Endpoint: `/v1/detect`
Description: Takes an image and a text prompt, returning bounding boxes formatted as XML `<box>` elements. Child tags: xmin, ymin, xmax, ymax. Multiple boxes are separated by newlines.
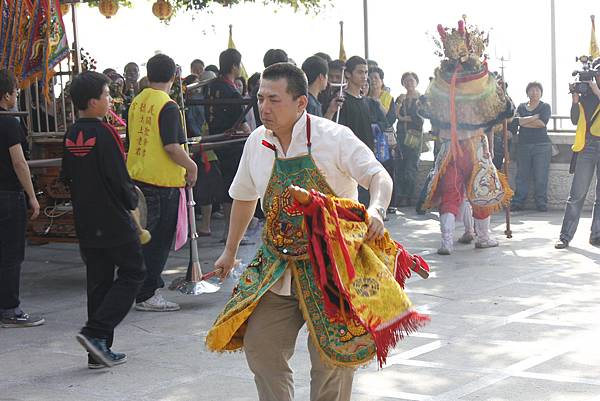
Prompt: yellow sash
<box><xmin>572</xmin><ymin>103</ymin><xmax>600</xmax><ymax>153</ymax></box>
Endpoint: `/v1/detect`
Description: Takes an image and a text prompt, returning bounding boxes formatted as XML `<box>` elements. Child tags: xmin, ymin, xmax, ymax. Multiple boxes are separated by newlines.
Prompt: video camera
<box><xmin>570</xmin><ymin>55</ymin><xmax>599</xmax><ymax>96</ymax></box>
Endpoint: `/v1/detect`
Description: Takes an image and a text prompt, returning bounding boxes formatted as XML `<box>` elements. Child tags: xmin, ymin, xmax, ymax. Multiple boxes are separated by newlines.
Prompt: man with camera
<box><xmin>555</xmin><ymin>58</ymin><xmax>600</xmax><ymax>249</ymax></box>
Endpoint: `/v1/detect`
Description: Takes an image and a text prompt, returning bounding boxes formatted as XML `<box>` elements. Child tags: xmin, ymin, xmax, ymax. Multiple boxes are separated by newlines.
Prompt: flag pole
<box><xmin>339</xmin><ymin>21</ymin><xmax>347</xmax><ymax>61</ymax></box>
<box><xmin>550</xmin><ymin>0</ymin><xmax>557</xmax><ymax>113</ymax></box>
<box><xmin>363</xmin><ymin>0</ymin><xmax>369</xmax><ymax>60</ymax></box>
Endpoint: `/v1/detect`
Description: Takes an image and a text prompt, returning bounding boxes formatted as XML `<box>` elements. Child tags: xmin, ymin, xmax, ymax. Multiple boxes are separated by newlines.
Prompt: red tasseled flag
<box><xmin>458</xmin><ymin>19</ymin><xmax>465</xmax><ymax>34</ymax></box>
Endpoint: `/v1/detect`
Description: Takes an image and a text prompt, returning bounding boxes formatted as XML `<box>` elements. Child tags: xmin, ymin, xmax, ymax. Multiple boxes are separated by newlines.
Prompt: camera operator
<box><xmin>555</xmin><ymin>59</ymin><xmax>600</xmax><ymax>249</ymax></box>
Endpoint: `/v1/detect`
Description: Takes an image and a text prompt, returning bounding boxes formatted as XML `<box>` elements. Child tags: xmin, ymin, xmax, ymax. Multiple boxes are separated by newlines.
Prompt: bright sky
<box><xmin>70</xmin><ymin>0</ymin><xmax>599</xmax><ymax>116</ymax></box>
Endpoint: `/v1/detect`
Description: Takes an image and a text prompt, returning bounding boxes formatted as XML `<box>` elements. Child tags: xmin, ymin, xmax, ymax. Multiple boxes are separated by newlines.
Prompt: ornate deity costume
<box><xmin>206</xmin><ymin>113</ymin><xmax>429</xmax><ymax>400</ymax></box>
<box><xmin>418</xmin><ymin>17</ymin><xmax>514</xmax><ymax>254</ymax></box>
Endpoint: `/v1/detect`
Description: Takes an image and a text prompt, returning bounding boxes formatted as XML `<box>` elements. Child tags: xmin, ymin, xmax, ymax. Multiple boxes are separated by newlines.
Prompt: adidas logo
<box><xmin>66</xmin><ymin>131</ymin><xmax>96</xmax><ymax>157</ymax></box>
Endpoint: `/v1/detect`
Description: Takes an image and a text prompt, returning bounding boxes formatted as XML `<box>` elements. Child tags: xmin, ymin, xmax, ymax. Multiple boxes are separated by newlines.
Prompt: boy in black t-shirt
<box><xmin>62</xmin><ymin>71</ymin><xmax>145</xmax><ymax>369</ymax></box>
<box><xmin>0</xmin><ymin>69</ymin><xmax>44</xmax><ymax>328</ymax></box>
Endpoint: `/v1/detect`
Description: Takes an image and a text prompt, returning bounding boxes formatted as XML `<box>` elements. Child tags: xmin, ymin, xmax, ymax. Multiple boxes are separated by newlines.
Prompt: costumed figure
<box><xmin>418</xmin><ymin>16</ymin><xmax>514</xmax><ymax>255</ymax></box>
<box><xmin>206</xmin><ymin>63</ymin><xmax>429</xmax><ymax>401</ymax></box>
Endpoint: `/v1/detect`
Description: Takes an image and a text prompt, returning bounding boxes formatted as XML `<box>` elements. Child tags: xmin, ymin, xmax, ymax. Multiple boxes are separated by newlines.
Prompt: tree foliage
<box><xmin>85</xmin><ymin>0</ymin><xmax>330</xmax><ymax>17</ymax></box>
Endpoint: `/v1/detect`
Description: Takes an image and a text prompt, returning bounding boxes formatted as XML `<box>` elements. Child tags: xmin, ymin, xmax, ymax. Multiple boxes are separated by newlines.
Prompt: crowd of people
<box><xmin>1</xmin><ymin>35</ymin><xmax>600</xmax><ymax>401</ymax></box>
<box><xmin>96</xmin><ymin>49</ymin><xmax>438</xmax><ymax>220</ymax></box>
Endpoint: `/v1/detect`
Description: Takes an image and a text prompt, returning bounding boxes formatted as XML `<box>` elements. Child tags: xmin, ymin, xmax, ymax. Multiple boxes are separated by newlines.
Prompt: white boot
<box><xmin>458</xmin><ymin>201</ymin><xmax>475</xmax><ymax>244</ymax></box>
<box><xmin>437</xmin><ymin>213</ymin><xmax>455</xmax><ymax>255</ymax></box>
<box><xmin>474</xmin><ymin>217</ymin><xmax>499</xmax><ymax>249</ymax></box>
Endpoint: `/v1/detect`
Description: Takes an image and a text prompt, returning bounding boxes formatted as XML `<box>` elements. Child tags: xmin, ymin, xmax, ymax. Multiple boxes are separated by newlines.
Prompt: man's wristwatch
<box><xmin>374</xmin><ymin>206</ymin><xmax>386</xmax><ymax>221</ymax></box>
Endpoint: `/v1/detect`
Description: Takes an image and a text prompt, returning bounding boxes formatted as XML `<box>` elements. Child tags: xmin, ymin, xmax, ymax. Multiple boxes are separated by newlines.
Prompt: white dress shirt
<box><xmin>229</xmin><ymin>112</ymin><xmax>387</xmax><ymax>295</ymax></box>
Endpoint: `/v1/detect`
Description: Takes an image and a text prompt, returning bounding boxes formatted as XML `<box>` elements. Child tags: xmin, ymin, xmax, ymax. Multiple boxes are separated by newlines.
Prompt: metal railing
<box><xmin>24</xmin><ymin>60</ymin><xmax>75</xmax><ymax>142</ymax></box>
<box><xmin>548</xmin><ymin>115</ymin><xmax>576</xmax><ymax>133</ymax></box>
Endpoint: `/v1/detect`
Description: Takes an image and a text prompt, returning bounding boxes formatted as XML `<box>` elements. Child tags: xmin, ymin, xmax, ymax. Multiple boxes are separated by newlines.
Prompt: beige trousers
<box><xmin>244</xmin><ymin>290</ymin><xmax>355</xmax><ymax>401</ymax></box>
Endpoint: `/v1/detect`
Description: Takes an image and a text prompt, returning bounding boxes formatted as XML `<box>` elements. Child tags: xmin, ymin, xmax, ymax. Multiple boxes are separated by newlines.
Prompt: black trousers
<box><xmin>135</xmin><ymin>183</ymin><xmax>179</xmax><ymax>303</ymax></box>
<box><xmin>0</xmin><ymin>190</ymin><xmax>26</xmax><ymax>315</ymax></box>
<box><xmin>80</xmin><ymin>240</ymin><xmax>145</xmax><ymax>347</ymax></box>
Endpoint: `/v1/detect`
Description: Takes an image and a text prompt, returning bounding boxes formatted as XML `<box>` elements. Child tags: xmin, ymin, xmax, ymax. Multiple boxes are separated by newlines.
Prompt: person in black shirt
<box><xmin>0</xmin><ymin>69</ymin><xmax>44</xmax><ymax>328</ymax></box>
<box><xmin>337</xmin><ymin>56</ymin><xmax>373</xmax><ymax>205</ymax></box>
<box><xmin>63</xmin><ymin>71</ymin><xmax>145</xmax><ymax>368</ymax></box>
<box><xmin>205</xmin><ymin>48</ymin><xmax>251</xmax><ymax>243</ymax></box>
<box><xmin>338</xmin><ymin>56</ymin><xmax>373</xmax><ymax>150</ymax></box>
<box><xmin>510</xmin><ymin>82</ymin><xmax>552</xmax><ymax>212</ymax></box>
<box><xmin>127</xmin><ymin>55</ymin><xmax>197</xmax><ymax>313</ymax></box>
<box><xmin>395</xmin><ymin>72</ymin><xmax>424</xmax><ymax>207</ymax></box>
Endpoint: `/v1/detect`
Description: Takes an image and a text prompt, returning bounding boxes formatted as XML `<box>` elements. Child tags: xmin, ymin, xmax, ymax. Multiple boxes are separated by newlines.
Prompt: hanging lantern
<box><xmin>152</xmin><ymin>0</ymin><xmax>173</xmax><ymax>20</ymax></box>
<box><xmin>98</xmin><ymin>0</ymin><xmax>118</xmax><ymax>19</ymax></box>
<box><xmin>60</xmin><ymin>3</ymin><xmax>70</xmax><ymax>15</ymax></box>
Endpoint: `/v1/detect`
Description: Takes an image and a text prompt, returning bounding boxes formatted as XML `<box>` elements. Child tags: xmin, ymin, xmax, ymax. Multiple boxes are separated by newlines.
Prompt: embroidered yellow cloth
<box><xmin>297</xmin><ymin>190</ymin><xmax>430</xmax><ymax>367</ymax></box>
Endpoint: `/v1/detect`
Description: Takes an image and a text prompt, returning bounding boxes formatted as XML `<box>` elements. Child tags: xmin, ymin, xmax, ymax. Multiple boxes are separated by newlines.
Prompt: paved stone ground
<box><xmin>1</xmin><ymin>208</ymin><xmax>600</xmax><ymax>401</ymax></box>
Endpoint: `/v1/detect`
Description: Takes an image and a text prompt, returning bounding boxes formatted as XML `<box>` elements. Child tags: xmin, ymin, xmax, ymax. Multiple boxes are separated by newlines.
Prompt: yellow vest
<box><xmin>572</xmin><ymin>103</ymin><xmax>600</xmax><ymax>152</ymax></box>
<box><xmin>127</xmin><ymin>88</ymin><xmax>186</xmax><ymax>187</ymax></box>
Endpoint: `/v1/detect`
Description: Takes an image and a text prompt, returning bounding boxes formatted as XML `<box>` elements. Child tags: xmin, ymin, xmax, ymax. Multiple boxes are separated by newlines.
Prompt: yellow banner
<box><xmin>228</xmin><ymin>24</ymin><xmax>249</xmax><ymax>80</ymax></box>
<box><xmin>591</xmin><ymin>15</ymin><xmax>599</xmax><ymax>59</ymax></box>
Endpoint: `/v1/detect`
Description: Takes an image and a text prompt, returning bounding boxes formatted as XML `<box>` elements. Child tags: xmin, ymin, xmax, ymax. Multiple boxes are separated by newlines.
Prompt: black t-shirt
<box><xmin>0</xmin><ymin>109</ymin><xmax>27</xmax><ymax>191</ymax></box>
<box><xmin>516</xmin><ymin>102</ymin><xmax>551</xmax><ymax>144</ymax></box>
<box><xmin>159</xmin><ymin>102</ymin><xmax>186</xmax><ymax>146</ymax></box>
<box><xmin>338</xmin><ymin>93</ymin><xmax>374</xmax><ymax>150</ymax></box>
<box><xmin>205</xmin><ymin>77</ymin><xmax>246</xmax><ymax>160</ymax></box>
<box><xmin>205</xmin><ymin>77</ymin><xmax>246</xmax><ymax>136</ymax></box>
<box><xmin>62</xmin><ymin>118</ymin><xmax>138</xmax><ymax>248</ymax></box>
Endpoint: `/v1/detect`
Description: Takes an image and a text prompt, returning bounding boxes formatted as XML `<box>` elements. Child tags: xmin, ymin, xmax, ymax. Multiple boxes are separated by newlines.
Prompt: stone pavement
<box><xmin>1</xmin><ymin>208</ymin><xmax>600</xmax><ymax>401</ymax></box>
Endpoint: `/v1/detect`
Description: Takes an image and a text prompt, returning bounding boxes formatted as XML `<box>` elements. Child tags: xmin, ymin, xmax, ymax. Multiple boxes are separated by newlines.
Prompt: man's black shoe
<box><xmin>88</xmin><ymin>351</ymin><xmax>127</xmax><ymax>369</ymax></box>
<box><xmin>590</xmin><ymin>237</ymin><xmax>600</xmax><ymax>247</ymax></box>
<box><xmin>1</xmin><ymin>312</ymin><xmax>45</xmax><ymax>328</ymax></box>
<box><xmin>76</xmin><ymin>334</ymin><xmax>114</xmax><ymax>368</ymax></box>
<box><xmin>536</xmin><ymin>206</ymin><xmax>548</xmax><ymax>212</ymax></box>
<box><xmin>554</xmin><ymin>239</ymin><xmax>569</xmax><ymax>249</ymax></box>
<box><xmin>510</xmin><ymin>204</ymin><xmax>524</xmax><ymax>212</ymax></box>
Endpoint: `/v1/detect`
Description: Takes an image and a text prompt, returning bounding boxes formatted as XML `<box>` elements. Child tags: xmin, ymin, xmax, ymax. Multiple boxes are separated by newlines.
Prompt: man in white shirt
<box><xmin>206</xmin><ymin>62</ymin><xmax>392</xmax><ymax>401</ymax></box>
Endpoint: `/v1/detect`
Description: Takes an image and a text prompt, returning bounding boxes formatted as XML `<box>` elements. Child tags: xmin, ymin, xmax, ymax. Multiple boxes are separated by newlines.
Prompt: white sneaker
<box><xmin>475</xmin><ymin>238</ymin><xmax>499</xmax><ymax>249</ymax></box>
<box><xmin>135</xmin><ymin>290</ymin><xmax>180</xmax><ymax>312</ymax></box>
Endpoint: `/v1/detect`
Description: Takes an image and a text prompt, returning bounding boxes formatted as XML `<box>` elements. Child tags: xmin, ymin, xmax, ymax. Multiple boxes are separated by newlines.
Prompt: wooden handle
<box><xmin>131</xmin><ymin>209</ymin><xmax>151</xmax><ymax>245</ymax></box>
<box><xmin>201</xmin><ymin>269</ymin><xmax>221</xmax><ymax>281</ymax></box>
<box><xmin>288</xmin><ymin>185</ymin><xmax>312</xmax><ymax>205</ymax></box>
<box><xmin>414</xmin><ymin>266</ymin><xmax>429</xmax><ymax>279</ymax></box>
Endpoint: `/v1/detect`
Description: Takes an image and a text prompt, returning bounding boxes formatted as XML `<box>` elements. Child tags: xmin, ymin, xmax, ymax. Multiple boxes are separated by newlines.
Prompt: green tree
<box><xmin>86</xmin><ymin>0</ymin><xmax>330</xmax><ymax>19</ymax></box>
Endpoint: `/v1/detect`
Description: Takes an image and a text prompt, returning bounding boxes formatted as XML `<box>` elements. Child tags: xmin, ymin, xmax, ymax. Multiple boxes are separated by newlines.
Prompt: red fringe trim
<box><xmin>393</xmin><ymin>241</ymin><xmax>430</xmax><ymax>288</ymax></box>
<box><xmin>373</xmin><ymin>311</ymin><xmax>431</xmax><ymax>368</ymax></box>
